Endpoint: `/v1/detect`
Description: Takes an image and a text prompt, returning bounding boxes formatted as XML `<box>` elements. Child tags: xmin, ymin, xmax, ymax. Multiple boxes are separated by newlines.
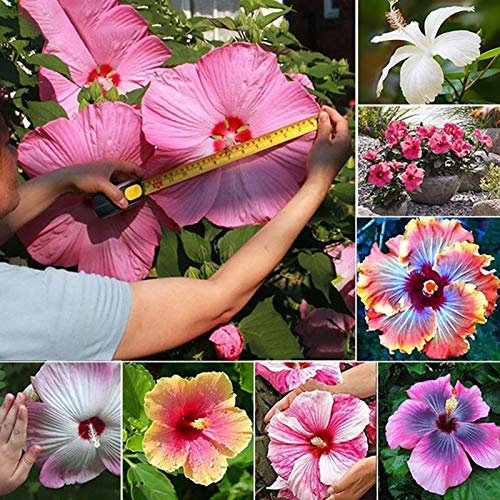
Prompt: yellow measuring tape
<box><xmin>93</xmin><ymin>114</ymin><xmax>319</xmax><ymax>218</ymax></box>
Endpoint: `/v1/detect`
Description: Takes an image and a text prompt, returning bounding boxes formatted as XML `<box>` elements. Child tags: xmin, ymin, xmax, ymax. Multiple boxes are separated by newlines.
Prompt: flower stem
<box><xmin>444</xmin><ymin>77</ymin><xmax>460</xmax><ymax>103</ymax></box>
<box><xmin>464</xmin><ymin>55</ymin><xmax>499</xmax><ymax>93</ymax></box>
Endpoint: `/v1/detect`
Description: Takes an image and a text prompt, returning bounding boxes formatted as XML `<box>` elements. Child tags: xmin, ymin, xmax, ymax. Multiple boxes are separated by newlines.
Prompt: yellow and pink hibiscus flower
<box><xmin>25</xmin><ymin>362</ymin><xmax>121</xmax><ymax>488</ymax></box>
<box><xmin>143</xmin><ymin>372</ymin><xmax>252</xmax><ymax>486</ymax></box>
<box><xmin>267</xmin><ymin>390</ymin><xmax>370</xmax><ymax>500</ymax></box>
<box><xmin>17</xmin><ymin>101</ymin><xmax>176</xmax><ymax>281</ymax></box>
<box><xmin>358</xmin><ymin>218</ymin><xmax>499</xmax><ymax>359</ymax></box>
<box><xmin>386</xmin><ymin>374</ymin><xmax>500</xmax><ymax>495</ymax></box>
<box><xmin>20</xmin><ymin>0</ymin><xmax>171</xmax><ymax>116</ymax></box>
<box><xmin>141</xmin><ymin>42</ymin><xmax>320</xmax><ymax>228</ymax></box>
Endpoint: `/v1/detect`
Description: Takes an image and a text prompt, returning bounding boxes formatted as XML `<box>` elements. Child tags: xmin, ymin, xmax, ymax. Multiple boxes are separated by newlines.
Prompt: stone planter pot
<box><xmin>486</xmin><ymin>128</ymin><xmax>500</xmax><ymax>155</ymax></box>
<box><xmin>408</xmin><ymin>175</ymin><xmax>460</xmax><ymax>205</ymax></box>
<box><xmin>372</xmin><ymin>199</ymin><xmax>408</xmax><ymax>216</ymax></box>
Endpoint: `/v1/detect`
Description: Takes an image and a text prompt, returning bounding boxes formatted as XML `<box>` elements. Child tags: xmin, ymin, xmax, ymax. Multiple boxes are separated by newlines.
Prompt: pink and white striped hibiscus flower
<box><xmin>20</xmin><ymin>0</ymin><xmax>171</xmax><ymax>116</ymax></box>
<box><xmin>141</xmin><ymin>42</ymin><xmax>320</xmax><ymax>228</ymax></box>
<box><xmin>256</xmin><ymin>362</ymin><xmax>343</xmax><ymax>394</ymax></box>
<box><xmin>267</xmin><ymin>390</ymin><xmax>370</xmax><ymax>500</ymax></box>
<box><xmin>25</xmin><ymin>362</ymin><xmax>121</xmax><ymax>488</ymax></box>
<box><xmin>18</xmin><ymin>101</ymin><xmax>175</xmax><ymax>281</ymax></box>
<box><xmin>386</xmin><ymin>374</ymin><xmax>500</xmax><ymax>495</ymax></box>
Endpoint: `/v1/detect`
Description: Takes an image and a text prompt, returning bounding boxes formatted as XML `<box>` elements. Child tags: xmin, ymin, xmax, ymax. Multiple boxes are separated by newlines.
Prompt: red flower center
<box><xmin>78</xmin><ymin>416</ymin><xmax>106</xmax><ymax>446</ymax></box>
<box><xmin>435</xmin><ymin>412</ymin><xmax>458</xmax><ymax>434</ymax></box>
<box><xmin>284</xmin><ymin>362</ymin><xmax>313</xmax><ymax>369</ymax></box>
<box><xmin>210</xmin><ymin>116</ymin><xmax>252</xmax><ymax>152</ymax></box>
<box><xmin>177</xmin><ymin>415</ymin><xmax>211</xmax><ymax>437</ymax></box>
<box><xmin>309</xmin><ymin>430</ymin><xmax>333</xmax><ymax>456</ymax></box>
<box><xmin>87</xmin><ymin>64</ymin><xmax>121</xmax><ymax>91</ymax></box>
<box><xmin>405</xmin><ymin>265</ymin><xmax>449</xmax><ymax>311</ymax></box>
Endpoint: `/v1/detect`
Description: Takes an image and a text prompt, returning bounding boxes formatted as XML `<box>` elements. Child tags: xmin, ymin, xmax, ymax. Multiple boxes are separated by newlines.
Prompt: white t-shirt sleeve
<box><xmin>0</xmin><ymin>263</ymin><xmax>131</xmax><ymax>361</ymax></box>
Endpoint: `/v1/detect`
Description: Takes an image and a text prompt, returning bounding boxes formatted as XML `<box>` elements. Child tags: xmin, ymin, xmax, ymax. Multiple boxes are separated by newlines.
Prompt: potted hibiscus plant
<box><xmin>363</xmin><ymin>120</ymin><xmax>492</xmax><ymax>208</ymax></box>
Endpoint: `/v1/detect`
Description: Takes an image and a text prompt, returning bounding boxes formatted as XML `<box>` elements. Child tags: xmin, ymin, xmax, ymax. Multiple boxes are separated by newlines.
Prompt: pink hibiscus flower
<box><xmin>443</xmin><ymin>123</ymin><xmax>465</xmax><ymax>141</ymax></box>
<box><xmin>256</xmin><ymin>362</ymin><xmax>342</xmax><ymax>393</ymax></box>
<box><xmin>366</xmin><ymin>400</ymin><xmax>376</xmax><ymax>446</ymax></box>
<box><xmin>143</xmin><ymin>372</ymin><xmax>252</xmax><ymax>485</ymax></box>
<box><xmin>358</xmin><ymin>218</ymin><xmax>499</xmax><ymax>359</ymax></box>
<box><xmin>386</xmin><ymin>375</ymin><xmax>500</xmax><ymax>495</ymax></box>
<box><xmin>401</xmin><ymin>135</ymin><xmax>422</xmax><ymax>160</ymax></box>
<box><xmin>452</xmin><ymin>139</ymin><xmax>473</xmax><ymax>158</ymax></box>
<box><xmin>25</xmin><ymin>362</ymin><xmax>121</xmax><ymax>488</ymax></box>
<box><xmin>384</xmin><ymin>120</ymin><xmax>408</xmax><ymax>146</ymax></box>
<box><xmin>362</xmin><ymin>146</ymin><xmax>383</xmax><ymax>162</ymax></box>
<box><xmin>368</xmin><ymin>162</ymin><xmax>393</xmax><ymax>187</ymax></box>
<box><xmin>209</xmin><ymin>324</ymin><xmax>245</xmax><ymax>360</ymax></box>
<box><xmin>17</xmin><ymin>101</ymin><xmax>176</xmax><ymax>281</ymax></box>
<box><xmin>416</xmin><ymin>125</ymin><xmax>436</xmax><ymax>139</ymax></box>
<box><xmin>141</xmin><ymin>42</ymin><xmax>320</xmax><ymax>228</ymax></box>
<box><xmin>267</xmin><ymin>390</ymin><xmax>370</xmax><ymax>500</ymax></box>
<box><xmin>401</xmin><ymin>163</ymin><xmax>425</xmax><ymax>191</ymax></box>
<box><xmin>429</xmin><ymin>131</ymin><xmax>452</xmax><ymax>154</ymax></box>
<box><xmin>474</xmin><ymin>129</ymin><xmax>493</xmax><ymax>148</ymax></box>
<box><xmin>20</xmin><ymin>0</ymin><xmax>171</xmax><ymax>116</ymax></box>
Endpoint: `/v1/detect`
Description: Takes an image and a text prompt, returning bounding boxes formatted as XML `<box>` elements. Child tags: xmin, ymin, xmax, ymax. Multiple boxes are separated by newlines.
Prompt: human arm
<box><xmin>115</xmin><ymin>106</ymin><xmax>352</xmax><ymax>359</ymax></box>
<box><xmin>324</xmin><ymin>456</ymin><xmax>376</xmax><ymax>500</ymax></box>
<box><xmin>0</xmin><ymin>160</ymin><xmax>144</xmax><ymax>245</ymax></box>
<box><xmin>264</xmin><ymin>363</ymin><xmax>377</xmax><ymax>422</ymax></box>
<box><xmin>0</xmin><ymin>393</ymin><xmax>41</xmax><ymax>495</ymax></box>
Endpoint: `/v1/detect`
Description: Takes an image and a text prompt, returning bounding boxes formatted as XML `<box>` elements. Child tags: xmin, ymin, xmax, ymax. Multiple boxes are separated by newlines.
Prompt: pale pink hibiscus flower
<box><xmin>25</xmin><ymin>362</ymin><xmax>121</xmax><ymax>488</ymax></box>
<box><xmin>256</xmin><ymin>362</ymin><xmax>342</xmax><ymax>393</ymax></box>
<box><xmin>20</xmin><ymin>0</ymin><xmax>171</xmax><ymax>116</ymax></box>
<box><xmin>386</xmin><ymin>374</ymin><xmax>500</xmax><ymax>495</ymax></box>
<box><xmin>17</xmin><ymin>101</ymin><xmax>176</xmax><ymax>281</ymax></box>
<box><xmin>368</xmin><ymin>162</ymin><xmax>393</xmax><ymax>187</ymax></box>
<box><xmin>143</xmin><ymin>372</ymin><xmax>252</xmax><ymax>485</ymax></box>
<box><xmin>401</xmin><ymin>163</ymin><xmax>425</xmax><ymax>191</ymax></box>
<box><xmin>401</xmin><ymin>135</ymin><xmax>422</xmax><ymax>160</ymax></box>
<box><xmin>474</xmin><ymin>129</ymin><xmax>493</xmax><ymax>148</ymax></box>
<box><xmin>267</xmin><ymin>390</ymin><xmax>370</xmax><ymax>500</ymax></box>
<box><xmin>141</xmin><ymin>42</ymin><xmax>320</xmax><ymax>228</ymax></box>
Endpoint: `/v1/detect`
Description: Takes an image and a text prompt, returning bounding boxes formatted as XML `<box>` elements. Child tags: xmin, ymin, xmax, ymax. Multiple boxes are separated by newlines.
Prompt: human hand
<box><xmin>52</xmin><ymin>159</ymin><xmax>145</xmax><ymax>208</ymax></box>
<box><xmin>306</xmin><ymin>106</ymin><xmax>352</xmax><ymax>188</ymax></box>
<box><xmin>323</xmin><ymin>456</ymin><xmax>376</xmax><ymax>500</ymax></box>
<box><xmin>0</xmin><ymin>393</ymin><xmax>41</xmax><ymax>495</ymax></box>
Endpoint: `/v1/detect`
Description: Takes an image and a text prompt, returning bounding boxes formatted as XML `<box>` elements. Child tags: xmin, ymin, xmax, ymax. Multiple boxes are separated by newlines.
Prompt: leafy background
<box><xmin>0</xmin><ymin>363</ymin><xmax>120</xmax><ymax>499</ymax></box>
<box><xmin>122</xmin><ymin>362</ymin><xmax>254</xmax><ymax>500</ymax></box>
<box><xmin>378</xmin><ymin>362</ymin><xmax>500</xmax><ymax>499</ymax></box>
<box><xmin>359</xmin><ymin>0</ymin><xmax>500</xmax><ymax>103</ymax></box>
<box><xmin>0</xmin><ymin>0</ymin><xmax>355</xmax><ymax>361</ymax></box>
<box><xmin>357</xmin><ymin>217</ymin><xmax>500</xmax><ymax>361</ymax></box>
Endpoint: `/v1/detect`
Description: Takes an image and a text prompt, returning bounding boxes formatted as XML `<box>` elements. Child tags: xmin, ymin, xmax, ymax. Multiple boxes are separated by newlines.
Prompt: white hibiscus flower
<box><xmin>372</xmin><ymin>4</ymin><xmax>481</xmax><ymax>104</ymax></box>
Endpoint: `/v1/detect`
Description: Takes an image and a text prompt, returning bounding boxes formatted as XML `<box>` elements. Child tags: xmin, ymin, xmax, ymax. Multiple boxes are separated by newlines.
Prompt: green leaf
<box><xmin>157</xmin><ymin>230</ymin><xmax>181</xmax><ymax>278</ymax></box>
<box><xmin>227</xmin><ymin>441</ymin><xmax>253</xmax><ymax>468</ymax></box>
<box><xmin>25</xmin><ymin>53</ymin><xmax>74</xmax><ymax>82</ymax></box>
<box><xmin>123</xmin><ymin>363</ymin><xmax>155</xmax><ymax>426</ymax></box>
<box><xmin>126</xmin><ymin>85</ymin><xmax>149</xmax><ymax>106</ymax></box>
<box><xmin>235</xmin><ymin>363</ymin><xmax>254</xmax><ymax>393</ymax></box>
<box><xmin>239</xmin><ymin>298</ymin><xmax>303</xmax><ymax>359</ymax></box>
<box><xmin>164</xmin><ymin>42</ymin><xmax>210</xmax><ymax>67</ymax></box>
<box><xmin>180</xmin><ymin>229</ymin><xmax>211</xmax><ymax>263</ymax></box>
<box><xmin>26</xmin><ymin>101</ymin><xmax>68</xmax><ymax>128</ymax></box>
<box><xmin>126</xmin><ymin>434</ymin><xmax>144</xmax><ymax>452</ymax></box>
<box><xmin>331</xmin><ymin>182</ymin><xmax>355</xmax><ymax>204</ymax></box>
<box><xmin>297</xmin><ymin>251</ymin><xmax>334</xmax><ymax>301</ymax></box>
<box><xmin>216</xmin><ymin>225</ymin><xmax>261</xmax><ymax>262</ymax></box>
<box><xmin>444</xmin><ymin>468</ymin><xmax>500</xmax><ymax>500</ymax></box>
<box><xmin>127</xmin><ymin>463</ymin><xmax>177</xmax><ymax>500</ymax></box>
<box><xmin>476</xmin><ymin>47</ymin><xmax>500</xmax><ymax>62</ymax></box>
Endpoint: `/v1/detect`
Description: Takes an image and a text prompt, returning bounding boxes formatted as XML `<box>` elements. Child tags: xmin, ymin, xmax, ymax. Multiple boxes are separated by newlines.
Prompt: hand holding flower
<box><xmin>324</xmin><ymin>456</ymin><xmax>376</xmax><ymax>500</ymax></box>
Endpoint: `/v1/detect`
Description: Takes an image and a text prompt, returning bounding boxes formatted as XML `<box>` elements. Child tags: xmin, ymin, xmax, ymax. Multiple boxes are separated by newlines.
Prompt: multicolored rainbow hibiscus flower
<box><xmin>143</xmin><ymin>372</ymin><xmax>252</xmax><ymax>486</ymax></box>
<box><xmin>141</xmin><ymin>42</ymin><xmax>320</xmax><ymax>228</ymax></box>
<box><xmin>358</xmin><ymin>218</ymin><xmax>499</xmax><ymax>359</ymax></box>
<box><xmin>17</xmin><ymin>101</ymin><xmax>176</xmax><ymax>281</ymax></box>
<box><xmin>25</xmin><ymin>362</ymin><xmax>121</xmax><ymax>488</ymax></box>
<box><xmin>20</xmin><ymin>0</ymin><xmax>171</xmax><ymax>116</ymax></box>
<box><xmin>386</xmin><ymin>374</ymin><xmax>500</xmax><ymax>495</ymax></box>
<box><xmin>256</xmin><ymin>362</ymin><xmax>343</xmax><ymax>394</ymax></box>
<box><xmin>267</xmin><ymin>390</ymin><xmax>370</xmax><ymax>500</ymax></box>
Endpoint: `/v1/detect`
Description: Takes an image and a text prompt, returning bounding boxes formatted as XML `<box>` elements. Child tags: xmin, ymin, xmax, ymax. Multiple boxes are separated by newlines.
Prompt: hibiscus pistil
<box><xmin>210</xmin><ymin>116</ymin><xmax>252</xmax><ymax>152</ymax></box>
<box><xmin>87</xmin><ymin>64</ymin><xmax>120</xmax><ymax>92</ymax></box>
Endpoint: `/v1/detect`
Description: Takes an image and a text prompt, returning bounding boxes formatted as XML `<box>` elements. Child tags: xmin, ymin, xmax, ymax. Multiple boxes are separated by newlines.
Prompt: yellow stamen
<box><xmin>88</xmin><ymin>423</ymin><xmax>101</xmax><ymax>449</ymax></box>
<box><xmin>310</xmin><ymin>436</ymin><xmax>327</xmax><ymax>448</ymax></box>
<box><xmin>190</xmin><ymin>418</ymin><xmax>211</xmax><ymax>430</ymax></box>
<box><xmin>445</xmin><ymin>388</ymin><xmax>458</xmax><ymax>414</ymax></box>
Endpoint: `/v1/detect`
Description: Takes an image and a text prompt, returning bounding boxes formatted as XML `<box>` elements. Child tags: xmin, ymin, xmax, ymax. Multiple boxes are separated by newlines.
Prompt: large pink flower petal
<box><xmin>386</xmin><ymin>399</ymin><xmax>437</xmax><ymax>449</ymax></box>
<box><xmin>366</xmin><ymin>306</ymin><xmax>437</xmax><ymax>355</ymax></box>
<box><xmin>39</xmin><ymin>69</ymin><xmax>83</xmax><ymax>117</ymax></box>
<box><xmin>358</xmin><ymin>243</ymin><xmax>411</xmax><ymax>316</ymax></box>
<box><xmin>319</xmin><ymin>434</ymin><xmax>368</xmax><ymax>485</ymax></box>
<box><xmin>455</xmin><ymin>422</ymin><xmax>500</xmax><ymax>468</ymax></box>
<box><xmin>284</xmin><ymin>391</ymin><xmax>334</xmax><ymax>435</ymax></box>
<box><xmin>407</xmin><ymin>375</ymin><xmax>452</xmax><ymax>414</ymax></box>
<box><xmin>407</xmin><ymin>430</ymin><xmax>472</xmax><ymax>495</ymax></box>
<box><xmin>287</xmin><ymin>453</ymin><xmax>325</xmax><ymax>500</ymax></box>
<box><xmin>399</xmin><ymin>218</ymin><xmax>474</xmax><ymax>269</ymax></box>
<box><xmin>327</xmin><ymin>394</ymin><xmax>370</xmax><ymax>443</ymax></box>
<box><xmin>423</xmin><ymin>282</ymin><xmax>487</xmax><ymax>359</ymax></box>
<box><xmin>453</xmin><ymin>380</ymin><xmax>490</xmax><ymax>422</ymax></box>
